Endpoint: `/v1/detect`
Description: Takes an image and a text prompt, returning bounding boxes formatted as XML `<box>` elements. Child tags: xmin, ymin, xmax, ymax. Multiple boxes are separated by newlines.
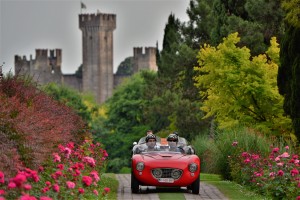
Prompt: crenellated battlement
<box><xmin>79</xmin><ymin>13</ymin><xmax>116</xmax><ymax>30</ymax></box>
<box><xmin>134</xmin><ymin>47</ymin><xmax>156</xmax><ymax>57</ymax></box>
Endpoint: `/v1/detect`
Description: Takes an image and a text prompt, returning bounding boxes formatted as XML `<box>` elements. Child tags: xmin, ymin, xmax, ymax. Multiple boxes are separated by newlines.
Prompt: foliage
<box><xmin>42</xmin><ymin>83</ymin><xmax>92</xmax><ymax>124</ymax></box>
<box><xmin>278</xmin><ymin>3</ymin><xmax>300</xmax><ymax>143</ymax></box>
<box><xmin>0</xmin><ymin>141</ymin><xmax>111</xmax><ymax>199</ymax></box>
<box><xmin>281</xmin><ymin>0</ymin><xmax>300</xmax><ymax>28</ymax></box>
<box><xmin>0</xmin><ymin>75</ymin><xmax>87</xmax><ymax>177</ymax></box>
<box><xmin>115</xmin><ymin>57</ymin><xmax>133</xmax><ymax>75</ymax></box>
<box><xmin>194</xmin><ymin>32</ymin><xmax>292</xmax><ymax>136</ymax></box>
<box><xmin>193</xmin><ymin>126</ymin><xmax>274</xmax><ymax>180</ymax></box>
<box><xmin>229</xmin><ymin>144</ymin><xmax>300</xmax><ymax>199</ymax></box>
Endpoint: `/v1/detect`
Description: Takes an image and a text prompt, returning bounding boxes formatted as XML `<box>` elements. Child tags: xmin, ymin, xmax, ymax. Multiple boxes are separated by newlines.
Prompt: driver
<box><xmin>145</xmin><ymin>134</ymin><xmax>159</xmax><ymax>151</ymax></box>
<box><xmin>167</xmin><ymin>133</ymin><xmax>184</xmax><ymax>153</ymax></box>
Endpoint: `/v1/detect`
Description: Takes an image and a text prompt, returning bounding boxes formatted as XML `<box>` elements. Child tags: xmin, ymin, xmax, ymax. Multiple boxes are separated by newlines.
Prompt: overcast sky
<box><xmin>0</xmin><ymin>0</ymin><xmax>190</xmax><ymax>74</ymax></box>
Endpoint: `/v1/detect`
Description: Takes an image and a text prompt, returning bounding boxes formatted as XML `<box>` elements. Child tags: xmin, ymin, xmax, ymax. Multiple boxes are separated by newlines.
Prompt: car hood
<box><xmin>140</xmin><ymin>152</ymin><xmax>186</xmax><ymax>161</ymax></box>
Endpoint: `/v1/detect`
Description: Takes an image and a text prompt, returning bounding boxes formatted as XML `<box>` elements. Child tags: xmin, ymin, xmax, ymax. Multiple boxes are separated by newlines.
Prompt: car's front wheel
<box><xmin>191</xmin><ymin>175</ymin><xmax>200</xmax><ymax>194</ymax></box>
<box><xmin>131</xmin><ymin>171</ymin><xmax>140</xmax><ymax>193</ymax></box>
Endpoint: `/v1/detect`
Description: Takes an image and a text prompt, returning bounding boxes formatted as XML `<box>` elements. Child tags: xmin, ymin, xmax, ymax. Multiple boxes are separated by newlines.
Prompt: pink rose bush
<box><xmin>0</xmin><ymin>140</ymin><xmax>110</xmax><ymax>199</ymax></box>
<box><xmin>229</xmin><ymin>142</ymin><xmax>300</xmax><ymax>199</ymax></box>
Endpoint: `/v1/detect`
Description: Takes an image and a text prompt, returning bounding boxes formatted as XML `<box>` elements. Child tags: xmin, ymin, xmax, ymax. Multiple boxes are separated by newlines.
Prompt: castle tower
<box><xmin>133</xmin><ymin>47</ymin><xmax>157</xmax><ymax>73</ymax></box>
<box><xmin>79</xmin><ymin>13</ymin><xmax>116</xmax><ymax>103</ymax></box>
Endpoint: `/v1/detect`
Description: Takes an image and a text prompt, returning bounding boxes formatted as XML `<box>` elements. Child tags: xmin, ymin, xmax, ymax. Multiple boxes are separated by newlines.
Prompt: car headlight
<box><xmin>152</xmin><ymin>169</ymin><xmax>162</xmax><ymax>178</ymax></box>
<box><xmin>136</xmin><ymin>162</ymin><xmax>144</xmax><ymax>171</ymax></box>
<box><xmin>171</xmin><ymin>169</ymin><xmax>182</xmax><ymax>179</ymax></box>
<box><xmin>188</xmin><ymin>163</ymin><xmax>198</xmax><ymax>173</ymax></box>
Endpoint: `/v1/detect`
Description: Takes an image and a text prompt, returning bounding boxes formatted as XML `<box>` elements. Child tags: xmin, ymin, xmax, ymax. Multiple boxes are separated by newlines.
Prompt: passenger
<box><xmin>167</xmin><ymin>133</ymin><xmax>184</xmax><ymax>153</ymax></box>
<box><xmin>145</xmin><ymin>134</ymin><xmax>158</xmax><ymax>151</ymax></box>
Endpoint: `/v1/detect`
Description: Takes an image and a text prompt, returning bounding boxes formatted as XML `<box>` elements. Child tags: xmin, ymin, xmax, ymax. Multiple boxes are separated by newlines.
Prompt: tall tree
<box><xmin>194</xmin><ymin>33</ymin><xmax>292</xmax><ymax>135</ymax></box>
<box><xmin>278</xmin><ymin>0</ymin><xmax>300</xmax><ymax>142</ymax></box>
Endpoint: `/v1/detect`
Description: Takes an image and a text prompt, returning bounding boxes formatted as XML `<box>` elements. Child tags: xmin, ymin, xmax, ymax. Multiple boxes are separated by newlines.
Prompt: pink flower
<box><xmin>241</xmin><ymin>152</ymin><xmax>249</xmax><ymax>158</ymax></box>
<box><xmin>12</xmin><ymin>173</ymin><xmax>27</xmax><ymax>187</ymax></box>
<box><xmin>40</xmin><ymin>197</ymin><xmax>53</xmax><ymax>200</ymax></box>
<box><xmin>296</xmin><ymin>196</ymin><xmax>300</xmax><ymax>200</ymax></box>
<box><xmin>251</xmin><ymin>154</ymin><xmax>259</xmax><ymax>160</ymax></box>
<box><xmin>8</xmin><ymin>182</ymin><xmax>16</xmax><ymax>189</ymax></box>
<box><xmin>45</xmin><ymin>181</ymin><xmax>51</xmax><ymax>186</ymax></box>
<box><xmin>64</xmin><ymin>147</ymin><xmax>72</xmax><ymax>158</ymax></box>
<box><xmin>23</xmin><ymin>184</ymin><xmax>32</xmax><ymax>190</ymax></box>
<box><xmin>280</xmin><ymin>152</ymin><xmax>290</xmax><ymax>158</ymax></box>
<box><xmin>53</xmin><ymin>153</ymin><xmax>61</xmax><ymax>162</ymax></box>
<box><xmin>104</xmin><ymin>187</ymin><xmax>110</xmax><ymax>193</ymax></box>
<box><xmin>57</xmin><ymin>164</ymin><xmax>64</xmax><ymax>170</ymax></box>
<box><xmin>52</xmin><ymin>184</ymin><xmax>60</xmax><ymax>193</ymax></box>
<box><xmin>66</xmin><ymin>181</ymin><xmax>75</xmax><ymax>189</ymax></box>
<box><xmin>20</xmin><ymin>194</ymin><xmax>37</xmax><ymax>200</ymax></box>
<box><xmin>277</xmin><ymin>170</ymin><xmax>284</xmax><ymax>176</ymax></box>
<box><xmin>103</xmin><ymin>150</ymin><xmax>109</xmax><ymax>157</ymax></box>
<box><xmin>0</xmin><ymin>189</ymin><xmax>6</xmax><ymax>195</ymax></box>
<box><xmin>0</xmin><ymin>171</ymin><xmax>4</xmax><ymax>184</ymax></box>
<box><xmin>272</xmin><ymin>147</ymin><xmax>279</xmax><ymax>153</ymax></box>
<box><xmin>277</xmin><ymin>162</ymin><xmax>284</xmax><ymax>167</ymax></box>
<box><xmin>83</xmin><ymin>157</ymin><xmax>96</xmax><ymax>167</ymax></box>
<box><xmin>291</xmin><ymin>168</ymin><xmax>299</xmax><ymax>177</ymax></box>
<box><xmin>231</xmin><ymin>141</ymin><xmax>238</xmax><ymax>146</ymax></box>
<box><xmin>90</xmin><ymin>171</ymin><xmax>100</xmax><ymax>182</ymax></box>
<box><xmin>82</xmin><ymin>176</ymin><xmax>93</xmax><ymax>186</ymax></box>
<box><xmin>244</xmin><ymin>158</ymin><xmax>251</xmax><ymax>164</ymax></box>
<box><xmin>41</xmin><ymin>187</ymin><xmax>50</xmax><ymax>193</ymax></box>
<box><xmin>93</xmin><ymin>189</ymin><xmax>98</xmax><ymax>196</ymax></box>
<box><xmin>285</xmin><ymin>146</ymin><xmax>289</xmax><ymax>150</ymax></box>
<box><xmin>269</xmin><ymin>172</ymin><xmax>275</xmax><ymax>177</ymax></box>
<box><xmin>66</xmin><ymin>142</ymin><xmax>75</xmax><ymax>149</ymax></box>
<box><xmin>275</xmin><ymin>156</ymin><xmax>280</xmax><ymax>161</ymax></box>
<box><xmin>78</xmin><ymin>188</ymin><xmax>85</xmax><ymax>194</ymax></box>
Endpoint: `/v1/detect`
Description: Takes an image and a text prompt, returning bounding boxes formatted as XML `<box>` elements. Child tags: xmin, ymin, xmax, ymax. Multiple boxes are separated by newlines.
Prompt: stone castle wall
<box><xmin>14</xmin><ymin>11</ymin><xmax>157</xmax><ymax>104</ymax></box>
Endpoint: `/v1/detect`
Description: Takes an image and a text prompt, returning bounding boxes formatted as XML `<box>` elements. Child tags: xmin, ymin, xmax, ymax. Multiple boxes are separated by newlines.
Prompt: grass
<box><xmin>85</xmin><ymin>173</ymin><xmax>119</xmax><ymax>199</ymax></box>
<box><xmin>201</xmin><ymin>173</ymin><xmax>271</xmax><ymax>200</ymax></box>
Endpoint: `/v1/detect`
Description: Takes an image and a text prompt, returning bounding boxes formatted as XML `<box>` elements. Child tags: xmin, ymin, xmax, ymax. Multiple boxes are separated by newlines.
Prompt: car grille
<box><xmin>151</xmin><ymin>168</ymin><xmax>183</xmax><ymax>180</ymax></box>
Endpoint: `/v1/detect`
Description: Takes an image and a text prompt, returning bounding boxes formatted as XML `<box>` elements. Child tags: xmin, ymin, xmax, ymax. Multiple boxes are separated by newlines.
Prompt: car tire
<box><xmin>191</xmin><ymin>175</ymin><xmax>200</xmax><ymax>194</ymax></box>
<box><xmin>131</xmin><ymin>171</ymin><xmax>140</xmax><ymax>193</ymax></box>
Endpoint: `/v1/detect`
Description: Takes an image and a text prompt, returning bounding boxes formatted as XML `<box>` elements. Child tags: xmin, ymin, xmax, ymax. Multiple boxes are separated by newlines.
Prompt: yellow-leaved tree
<box><xmin>194</xmin><ymin>32</ymin><xmax>292</xmax><ymax>137</ymax></box>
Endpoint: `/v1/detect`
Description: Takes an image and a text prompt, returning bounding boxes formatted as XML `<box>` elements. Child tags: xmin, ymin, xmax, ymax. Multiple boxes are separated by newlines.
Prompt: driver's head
<box><xmin>167</xmin><ymin>133</ymin><xmax>178</xmax><ymax>148</ymax></box>
<box><xmin>146</xmin><ymin>134</ymin><xmax>156</xmax><ymax>149</ymax></box>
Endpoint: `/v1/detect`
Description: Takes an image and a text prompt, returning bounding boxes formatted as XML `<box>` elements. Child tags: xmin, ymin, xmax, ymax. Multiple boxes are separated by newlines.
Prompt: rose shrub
<box><xmin>229</xmin><ymin>142</ymin><xmax>300</xmax><ymax>199</ymax></box>
<box><xmin>0</xmin><ymin>140</ymin><xmax>110</xmax><ymax>200</ymax></box>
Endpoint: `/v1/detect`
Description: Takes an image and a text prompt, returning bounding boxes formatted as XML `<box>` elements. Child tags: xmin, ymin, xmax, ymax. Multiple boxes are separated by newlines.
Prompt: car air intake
<box><xmin>151</xmin><ymin>168</ymin><xmax>183</xmax><ymax>180</ymax></box>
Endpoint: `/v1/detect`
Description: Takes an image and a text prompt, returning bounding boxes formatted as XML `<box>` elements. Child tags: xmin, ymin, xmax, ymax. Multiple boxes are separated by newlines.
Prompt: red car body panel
<box><xmin>131</xmin><ymin>152</ymin><xmax>200</xmax><ymax>187</ymax></box>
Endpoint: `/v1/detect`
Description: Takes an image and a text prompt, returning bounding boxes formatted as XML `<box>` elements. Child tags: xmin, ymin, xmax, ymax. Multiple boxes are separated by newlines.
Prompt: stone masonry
<box><xmin>14</xmin><ymin>11</ymin><xmax>157</xmax><ymax>104</ymax></box>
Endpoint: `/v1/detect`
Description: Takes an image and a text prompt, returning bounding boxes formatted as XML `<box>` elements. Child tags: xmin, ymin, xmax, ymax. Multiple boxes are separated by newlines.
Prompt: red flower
<box><xmin>78</xmin><ymin>188</ymin><xmax>85</xmax><ymax>194</ymax></box>
<box><xmin>0</xmin><ymin>171</ymin><xmax>4</xmax><ymax>184</ymax></box>
<box><xmin>82</xmin><ymin>176</ymin><xmax>93</xmax><ymax>186</ymax></box>
<box><xmin>104</xmin><ymin>187</ymin><xmax>110</xmax><ymax>193</ymax></box>
<box><xmin>12</xmin><ymin>173</ymin><xmax>27</xmax><ymax>187</ymax></box>
<box><xmin>277</xmin><ymin>170</ymin><xmax>284</xmax><ymax>176</ymax></box>
<box><xmin>23</xmin><ymin>184</ymin><xmax>32</xmax><ymax>190</ymax></box>
<box><xmin>52</xmin><ymin>184</ymin><xmax>60</xmax><ymax>193</ymax></box>
<box><xmin>291</xmin><ymin>168</ymin><xmax>299</xmax><ymax>177</ymax></box>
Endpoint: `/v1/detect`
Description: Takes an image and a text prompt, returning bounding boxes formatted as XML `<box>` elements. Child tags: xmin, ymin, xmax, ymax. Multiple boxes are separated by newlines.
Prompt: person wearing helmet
<box><xmin>145</xmin><ymin>134</ymin><xmax>158</xmax><ymax>151</ymax></box>
<box><xmin>167</xmin><ymin>133</ymin><xmax>184</xmax><ymax>153</ymax></box>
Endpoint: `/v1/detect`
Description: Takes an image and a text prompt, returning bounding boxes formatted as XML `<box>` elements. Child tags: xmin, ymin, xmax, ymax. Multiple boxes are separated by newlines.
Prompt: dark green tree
<box><xmin>278</xmin><ymin>0</ymin><xmax>300</xmax><ymax>142</ymax></box>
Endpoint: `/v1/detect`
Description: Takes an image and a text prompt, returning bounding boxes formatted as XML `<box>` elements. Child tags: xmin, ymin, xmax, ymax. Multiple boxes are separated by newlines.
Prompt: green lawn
<box><xmin>201</xmin><ymin>173</ymin><xmax>271</xmax><ymax>200</ymax></box>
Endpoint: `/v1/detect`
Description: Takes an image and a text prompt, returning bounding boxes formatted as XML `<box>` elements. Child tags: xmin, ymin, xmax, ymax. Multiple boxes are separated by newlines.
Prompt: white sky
<box><xmin>0</xmin><ymin>0</ymin><xmax>190</xmax><ymax>74</ymax></box>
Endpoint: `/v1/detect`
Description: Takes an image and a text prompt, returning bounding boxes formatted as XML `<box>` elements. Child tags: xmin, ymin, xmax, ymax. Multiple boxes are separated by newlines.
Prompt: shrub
<box><xmin>0</xmin><ymin>75</ymin><xmax>88</xmax><ymax>176</ymax></box>
<box><xmin>0</xmin><ymin>140</ymin><xmax>111</xmax><ymax>199</ymax></box>
<box><xmin>229</xmin><ymin>145</ymin><xmax>300</xmax><ymax>199</ymax></box>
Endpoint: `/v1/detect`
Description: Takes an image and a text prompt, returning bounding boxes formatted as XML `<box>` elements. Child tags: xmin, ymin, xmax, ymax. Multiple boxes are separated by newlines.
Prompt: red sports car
<box><xmin>131</xmin><ymin>138</ymin><xmax>200</xmax><ymax>194</ymax></box>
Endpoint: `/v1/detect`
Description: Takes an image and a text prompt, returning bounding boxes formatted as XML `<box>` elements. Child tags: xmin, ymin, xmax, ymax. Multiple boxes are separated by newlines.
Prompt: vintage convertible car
<box><xmin>131</xmin><ymin>138</ymin><xmax>200</xmax><ymax>194</ymax></box>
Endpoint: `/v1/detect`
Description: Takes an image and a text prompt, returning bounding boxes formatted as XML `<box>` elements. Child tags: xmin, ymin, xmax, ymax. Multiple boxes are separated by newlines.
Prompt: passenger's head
<box><xmin>146</xmin><ymin>134</ymin><xmax>156</xmax><ymax>148</ymax></box>
<box><xmin>146</xmin><ymin>130</ymin><xmax>153</xmax><ymax>135</ymax></box>
<box><xmin>167</xmin><ymin>133</ymin><xmax>178</xmax><ymax>148</ymax></box>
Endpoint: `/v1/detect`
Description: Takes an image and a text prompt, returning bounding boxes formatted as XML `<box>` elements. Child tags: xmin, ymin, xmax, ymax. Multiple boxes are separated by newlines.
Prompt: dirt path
<box><xmin>116</xmin><ymin>174</ymin><xmax>228</xmax><ymax>200</ymax></box>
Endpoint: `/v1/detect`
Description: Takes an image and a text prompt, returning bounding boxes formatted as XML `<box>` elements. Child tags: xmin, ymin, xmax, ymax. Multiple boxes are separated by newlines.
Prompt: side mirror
<box><xmin>133</xmin><ymin>142</ymin><xmax>137</xmax><ymax>146</ymax></box>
